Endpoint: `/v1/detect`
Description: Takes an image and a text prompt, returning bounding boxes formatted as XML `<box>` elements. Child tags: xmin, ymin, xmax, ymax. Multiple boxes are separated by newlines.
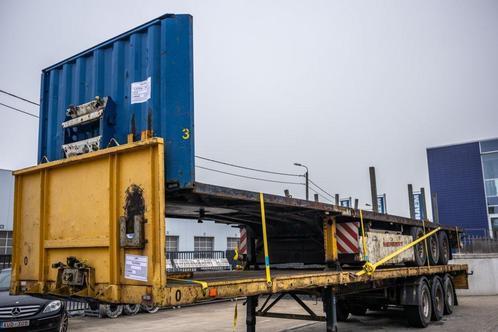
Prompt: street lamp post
<box><xmin>294</xmin><ymin>163</ymin><xmax>309</xmax><ymax>201</ymax></box>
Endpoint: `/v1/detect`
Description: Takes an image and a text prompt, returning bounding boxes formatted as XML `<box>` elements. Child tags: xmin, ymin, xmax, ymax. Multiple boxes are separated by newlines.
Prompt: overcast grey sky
<box><xmin>0</xmin><ymin>0</ymin><xmax>497</xmax><ymax>218</ymax></box>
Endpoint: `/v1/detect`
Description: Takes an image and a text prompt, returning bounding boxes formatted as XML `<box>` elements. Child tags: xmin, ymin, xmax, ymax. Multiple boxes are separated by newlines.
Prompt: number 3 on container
<box><xmin>182</xmin><ymin>128</ymin><xmax>190</xmax><ymax>140</ymax></box>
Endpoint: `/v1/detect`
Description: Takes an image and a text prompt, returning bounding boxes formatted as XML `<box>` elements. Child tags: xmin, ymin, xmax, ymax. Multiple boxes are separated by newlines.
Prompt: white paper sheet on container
<box><xmin>131</xmin><ymin>77</ymin><xmax>151</xmax><ymax>104</ymax></box>
<box><xmin>125</xmin><ymin>254</ymin><xmax>148</xmax><ymax>282</ymax></box>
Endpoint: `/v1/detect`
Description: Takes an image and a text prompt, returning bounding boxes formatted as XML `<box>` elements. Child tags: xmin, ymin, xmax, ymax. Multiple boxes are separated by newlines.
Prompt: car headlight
<box><xmin>43</xmin><ymin>300</ymin><xmax>62</xmax><ymax>313</ymax></box>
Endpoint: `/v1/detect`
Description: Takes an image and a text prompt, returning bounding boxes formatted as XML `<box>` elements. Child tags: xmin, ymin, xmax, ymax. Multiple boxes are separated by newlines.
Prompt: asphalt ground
<box><xmin>69</xmin><ymin>295</ymin><xmax>498</xmax><ymax>332</ymax></box>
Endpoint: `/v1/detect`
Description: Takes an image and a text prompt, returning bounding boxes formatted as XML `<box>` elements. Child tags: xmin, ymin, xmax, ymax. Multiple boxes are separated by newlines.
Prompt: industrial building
<box><xmin>427</xmin><ymin>138</ymin><xmax>498</xmax><ymax>237</ymax></box>
<box><xmin>166</xmin><ymin>219</ymin><xmax>240</xmax><ymax>252</ymax></box>
<box><xmin>0</xmin><ymin>169</ymin><xmax>13</xmax><ymax>254</ymax></box>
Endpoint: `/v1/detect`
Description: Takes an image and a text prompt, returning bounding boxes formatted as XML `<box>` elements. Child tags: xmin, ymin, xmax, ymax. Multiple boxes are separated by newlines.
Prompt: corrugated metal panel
<box><xmin>427</xmin><ymin>142</ymin><xmax>488</xmax><ymax>235</ymax></box>
<box><xmin>38</xmin><ymin>14</ymin><xmax>194</xmax><ymax>188</ymax></box>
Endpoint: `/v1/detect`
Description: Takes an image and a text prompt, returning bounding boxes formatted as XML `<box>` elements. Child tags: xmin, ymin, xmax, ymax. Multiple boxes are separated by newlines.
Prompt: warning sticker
<box><xmin>131</xmin><ymin>77</ymin><xmax>151</xmax><ymax>104</ymax></box>
<box><xmin>124</xmin><ymin>254</ymin><xmax>148</xmax><ymax>282</ymax></box>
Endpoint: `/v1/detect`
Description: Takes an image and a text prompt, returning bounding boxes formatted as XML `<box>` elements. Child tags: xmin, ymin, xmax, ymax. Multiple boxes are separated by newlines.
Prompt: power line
<box><xmin>0</xmin><ymin>89</ymin><xmax>39</xmax><ymax>106</ymax></box>
<box><xmin>195</xmin><ymin>155</ymin><xmax>302</xmax><ymax>177</ymax></box>
<box><xmin>196</xmin><ymin>155</ymin><xmax>342</xmax><ymax>200</ymax></box>
<box><xmin>308</xmin><ymin>187</ymin><xmax>333</xmax><ymax>203</ymax></box>
<box><xmin>308</xmin><ymin>178</ymin><xmax>335</xmax><ymax>199</ymax></box>
<box><xmin>0</xmin><ymin>102</ymin><xmax>39</xmax><ymax>119</ymax></box>
<box><xmin>196</xmin><ymin>165</ymin><xmax>305</xmax><ymax>185</ymax></box>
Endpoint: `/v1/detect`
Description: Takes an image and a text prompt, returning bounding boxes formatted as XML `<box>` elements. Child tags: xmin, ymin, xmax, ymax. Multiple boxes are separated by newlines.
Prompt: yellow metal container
<box><xmin>11</xmin><ymin>138</ymin><xmax>166</xmax><ymax>304</ymax></box>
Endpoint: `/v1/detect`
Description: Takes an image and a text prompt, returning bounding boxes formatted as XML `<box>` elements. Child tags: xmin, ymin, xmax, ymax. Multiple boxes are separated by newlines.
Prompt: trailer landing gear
<box><xmin>323</xmin><ymin>287</ymin><xmax>338</xmax><ymax>332</ymax></box>
<box><xmin>245</xmin><ymin>288</ymin><xmax>338</xmax><ymax>332</ymax></box>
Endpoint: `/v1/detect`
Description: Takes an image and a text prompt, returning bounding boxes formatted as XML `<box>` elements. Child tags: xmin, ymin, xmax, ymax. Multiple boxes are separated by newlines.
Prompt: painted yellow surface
<box><xmin>11</xmin><ymin>138</ymin><xmax>166</xmax><ymax>303</ymax></box>
<box><xmin>323</xmin><ymin>218</ymin><xmax>338</xmax><ymax>262</ymax></box>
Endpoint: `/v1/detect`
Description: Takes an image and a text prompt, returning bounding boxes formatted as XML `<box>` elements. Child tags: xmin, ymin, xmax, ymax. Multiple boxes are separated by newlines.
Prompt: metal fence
<box><xmin>166</xmin><ymin>250</ymin><xmax>226</xmax><ymax>259</ymax></box>
<box><xmin>166</xmin><ymin>251</ymin><xmax>234</xmax><ymax>272</ymax></box>
<box><xmin>460</xmin><ymin>235</ymin><xmax>498</xmax><ymax>254</ymax></box>
<box><xmin>65</xmin><ymin>301</ymin><xmax>90</xmax><ymax>316</ymax></box>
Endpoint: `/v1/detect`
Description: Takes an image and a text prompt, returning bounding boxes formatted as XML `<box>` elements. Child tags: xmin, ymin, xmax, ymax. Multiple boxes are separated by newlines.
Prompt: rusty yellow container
<box><xmin>11</xmin><ymin>138</ymin><xmax>166</xmax><ymax>304</ymax></box>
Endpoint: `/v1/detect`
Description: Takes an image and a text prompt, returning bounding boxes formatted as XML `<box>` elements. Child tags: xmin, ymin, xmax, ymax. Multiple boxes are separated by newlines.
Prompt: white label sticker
<box><xmin>124</xmin><ymin>254</ymin><xmax>148</xmax><ymax>282</ymax></box>
<box><xmin>131</xmin><ymin>77</ymin><xmax>151</xmax><ymax>104</ymax></box>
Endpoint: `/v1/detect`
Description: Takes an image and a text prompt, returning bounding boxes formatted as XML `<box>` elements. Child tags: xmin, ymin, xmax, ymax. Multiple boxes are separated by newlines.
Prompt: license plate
<box><xmin>0</xmin><ymin>320</ymin><xmax>30</xmax><ymax>328</ymax></box>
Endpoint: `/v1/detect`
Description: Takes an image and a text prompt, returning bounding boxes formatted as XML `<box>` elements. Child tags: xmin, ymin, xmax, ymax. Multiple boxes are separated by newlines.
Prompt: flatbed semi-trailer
<box><xmin>11</xmin><ymin>14</ymin><xmax>469</xmax><ymax>331</ymax></box>
<box><xmin>11</xmin><ymin>138</ymin><xmax>469</xmax><ymax>331</ymax></box>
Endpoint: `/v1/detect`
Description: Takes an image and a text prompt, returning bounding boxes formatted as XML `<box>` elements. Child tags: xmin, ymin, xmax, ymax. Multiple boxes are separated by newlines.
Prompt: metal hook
<box><xmin>107</xmin><ymin>138</ymin><xmax>120</xmax><ymax>148</ymax></box>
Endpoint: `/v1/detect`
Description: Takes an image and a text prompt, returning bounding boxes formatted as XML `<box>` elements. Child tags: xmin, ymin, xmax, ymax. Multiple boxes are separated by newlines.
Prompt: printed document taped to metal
<box><xmin>131</xmin><ymin>77</ymin><xmax>151</xmax><ymax>104</ymax></box>
<box><xmin>125</xmin><ymin>254</ymin><xmax>148</xmax><ymax>281</ymax></box>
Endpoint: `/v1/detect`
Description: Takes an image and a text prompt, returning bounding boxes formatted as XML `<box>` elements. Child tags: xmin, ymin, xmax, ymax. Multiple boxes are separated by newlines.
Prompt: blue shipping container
<box><xmin>38</xmin><ymin>14</ymin><xmax>194</xmax><ymax>188</ymax></box>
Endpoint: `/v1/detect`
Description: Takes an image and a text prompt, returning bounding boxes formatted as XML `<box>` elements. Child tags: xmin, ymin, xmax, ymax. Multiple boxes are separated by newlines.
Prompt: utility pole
<box><xmin>431</xmin><ymin>192</ymin><xmax>439</xmax><ymax>224</ymax></box>
<box><xmin>420</xmin><ymin>187</ymin><xmax>428</xmax><ymax>220</ymax></box>
<box><xmin>294</xmin><ymin>163</ymin><xmax>309</xmax><ymax>201</ymax></box>
<box><xmin>369</xmin><ymin>167</ymin><xmax>379</xmax><ymax>213</ymax></box>
<box><xmin>408</xmin><ymin>184</ymin><xmax>415</xmax><ymax>219</ymax></box>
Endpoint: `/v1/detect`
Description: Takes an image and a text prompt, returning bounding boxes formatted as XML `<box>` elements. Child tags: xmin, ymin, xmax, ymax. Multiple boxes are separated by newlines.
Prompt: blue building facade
<box><xmin>427</xmin><ymin>138</ymin><xmax>498</xmax><ymax>237</ymax></box>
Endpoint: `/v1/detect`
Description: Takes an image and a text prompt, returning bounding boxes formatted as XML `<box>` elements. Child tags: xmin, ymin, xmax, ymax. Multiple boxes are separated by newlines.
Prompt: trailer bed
<box><xmin>162</xmin><ymin>264</ymin><xmax>468</xmax><ymax>306</ymax></box>
<box><xmin>167</xmin><ymin>182</ymin><xmax>460</xmax><ymax>231</ymax></box>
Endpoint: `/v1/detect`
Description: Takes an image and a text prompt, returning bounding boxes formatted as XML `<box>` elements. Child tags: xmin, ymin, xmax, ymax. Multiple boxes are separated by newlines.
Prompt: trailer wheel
<box><xmin>123</xmin><ymin>304</ymin><xmax>141</xmax><ymax>315</ymax></box>
<box><xmin>336</xmin><ymin>300</ymin><xmax>350</xmax><ymax>322</ymax></box>
<box><xmin>410</xmin><ymin>227</ymin><xmax>427</xmax><ymax>266</ymax></box>
<box><xmin>100</xmin><ymin>304</ymin><xmax>123</xmax><ymax>318</ymax></box>
<box><xmin>428</xmin><ymin>234</ymin><xmax>440</xmax><ymax>265</ymax></box>
<box><xmin>430</xmin><ymin>277</ymin><xmax>444</xmax><ymax>321</ymax></box>
<box><xmin>405</xmin><ymin>280</ymin><xmax>432</xmax><ymax>327</ymax></box>
<box><xmin>141</xmin><ymin>304</ymin><xmax>160</xmax><ymax>314</ymax></box>
<box><xmin>443</xmin><ymin>274</ymin><xmax>455</xmax><ymax>315</ymax></box>
<box><xmin>350</xmin><ymin>305</ymin><xmax>367</xmax><ymax>316</ymax></box>
<box><xmin>438</xmin><ymin>232</ymin><xmax>450</xmax><ymax>265</ymax></box>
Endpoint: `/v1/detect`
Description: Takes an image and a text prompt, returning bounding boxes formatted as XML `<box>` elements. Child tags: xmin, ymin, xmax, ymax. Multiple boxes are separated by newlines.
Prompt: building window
<box><xmin>0</xmin><ymin>231</ymin><xmax>12</xmax><ymax>255</ymax></box>
<box><xmin>194</xmin><ymin>236</ymin><xmax>214</xmax><ymax>252</ymax></box>
<box><xmin>483</xmin><ymin>153</ymin><xmax>498</xmax><ymax>203</ymax></box>
<box><xmin>227</xmin><ymin>237</ymin><xmax>240</xmax><ymax>250</ymax></box>
<box><xmin>166</xmin><ymin>236</ymin><xmax>179</xmax><ymax>252</ymax></box>
<box><xmin>485</xmin><ymin>179</ymin><xmax>498</xmax><ymax>197</ymax></box>
<box><xmin>481</xmin><ymin>139</ymin><xmax>498</xmax><ymax>153</ymax></box>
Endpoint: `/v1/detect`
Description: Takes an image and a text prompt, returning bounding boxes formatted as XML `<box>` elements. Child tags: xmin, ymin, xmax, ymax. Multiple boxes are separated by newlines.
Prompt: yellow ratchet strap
<box><xmin>359</xmin><ymin>209</ymin><xmax>369</xmax><ymax>262</ymax></box>
<box><xmin>356</xmin><ymin>227</ymin><xmax>441</xmax><ymax>276</ymax></box>
<box><xmin>232</xmin><ymin>298</ymin><xmax>238</xmax><ymax>332</ymax></box>
<box><xmin>168</xmin><ymin>277</ymin><xmax>208</xmax><ymax>290</ymax></box>
<box><xmin>259</xmin><ymin>192</ymin><xmax>272</xmax><ymax>286</ymax></box>
<box><xmin>233</xmin><ymin>246</ymin><xmax>239</xmax><ymax>261</ymax></box>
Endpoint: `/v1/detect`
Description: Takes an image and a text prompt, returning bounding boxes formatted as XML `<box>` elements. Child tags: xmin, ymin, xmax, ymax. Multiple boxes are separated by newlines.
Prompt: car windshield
<box><xmin>0</xmin><ymin>269</ymin><xmax>11</xmax><ymax>291</ymax></box>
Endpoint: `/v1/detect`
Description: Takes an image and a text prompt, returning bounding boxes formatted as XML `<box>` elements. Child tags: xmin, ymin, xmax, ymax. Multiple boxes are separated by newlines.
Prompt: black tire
<box><xmin>438</xmin><ymin>232</ymin><xmax>450</xmax><ymax>265</ymax></box>
<box><xmin>430</xmin><ymin>277</ymin><xmax>444</xmax><ymax>321</ymax></box>
<box><xmin>123</xmin><ymin>304</ymin><xmax>141</xmax><ymax>315</ymax></box>
<box><xmin>410</xmin><ymin>227</ymin><xmax>427</xmax><ymax>266</ymax></box>
<box><xmin>350</xmin><ymin>305</ymin><xmax>367</xmax><ymax>316</ymax></box>
<box><xmin>100</xmin><ymin>304</ymin><xmax>123</xmax><ymax>318</ymax></box>
<box><xmin>405</xmin><ymin>280</ymin><xmax>432</xmax><ymax>328</ymax></box>
<box><xmin>58</xmin><ymin>311</ymin><xmax>69</xmax><ymax>332</ymax></box>
<box><xmin>428</xmin><ymin>234</ymin><xmax>440</xmax><ymax>265</ymax></box>
<box><xmin>336</xmin><ymin>300</ymin><xmax>350</xmax><ymax>322</ymax></box>
<box><xmin>140</xmin><ymin>304</ymin><xmax>160</xmax><ymax>314</ymax></box>
<box><xmin>443</xmin><ymin>274</ymin><xmax>455</xmax><ymax>315</ymax></box>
